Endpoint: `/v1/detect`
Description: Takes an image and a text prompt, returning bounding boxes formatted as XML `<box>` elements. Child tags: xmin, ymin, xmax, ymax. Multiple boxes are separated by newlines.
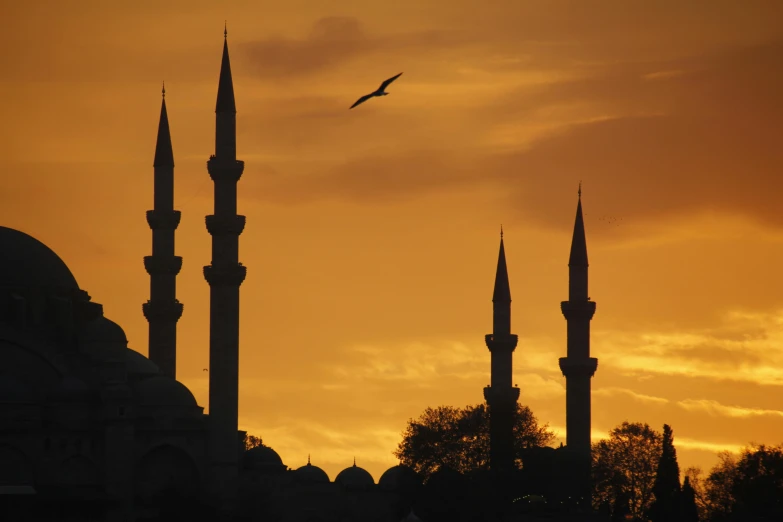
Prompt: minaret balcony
<box><xmin>205</xmin><ymin>215</ymin><xmax>246</xmax><ymax>237</ymax></box>
<box><xmin>485</xmin><ymin>334</ymin><xmax>518</xmax><ymax>352</ymax></box>
<box><xmin>558</xmin><ymin>357</ymin><xmax>598</xmax><ymax>378</ymax></box>
<box><xmin>483</xmin><ymin>385</ymin><xmax>520</xmax><ymax>407</ymax></box>
<box><xmin>142</xmin><ymin>299</ymin><xmax>184</xmax><ymax>321</ymax></box>
<box><xmin>560</xmin><ymin>300</ymin><xmax>597</xmax><ymax>320</ymax></box>
<box><xmin>207</xmin><ymin>158</ymin><xmax>245</xmax><ymax>182</ymax></box>
<box><xmin>144</xmin><ymin>256</ymin><xmax>183</xmax><ymax>276</ymax></box>
<box><xmin>203</xmin><ymin>263</ymin><xmax>247</xmax><ymax>287</ymax></box>
<box><xmin>146</xmin><ymin>210</ymin><xmax>181</xmax><ymax>230</ymax></box>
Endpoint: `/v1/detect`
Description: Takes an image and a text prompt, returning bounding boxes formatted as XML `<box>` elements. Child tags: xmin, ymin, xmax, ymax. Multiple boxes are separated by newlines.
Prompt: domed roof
<box><xmin>79</xmin><ymin>317</ymin><xmax>128</xmax><ymax>347</ymax></box>
<box><xmin>379</xmin><ymin>465</ymin><xmax>422</xmax><ymax>492</ymax></box>
<box><xmin>294</xmin><ymin>457</ymin><xmax>330</xmax><ymax>484</ymax></box>
<box><xmin>335</xmin><ymin>461</ymin><xmax>374</xmax><ymax>489</ymax></box>
<box><xmin>244</xmin><ymin>445</ymin><xmax>287</xmax><ymax>472</ymax></box>
<box><xmin>132</xmin><ymin>375</ymin><xmax>197</xmax><ymax>408</ymax></box>
<box><xmin>0</xmin><ymin>226</ymin><xmax>79</xmax><ymax>291</ymax></box>
<box><xmin>124</xmin><ymin>348</ymin><xmax>161</xmax><ymax>377</ymax></box>
<box><xmin>51</xmin><ymin>375</ymin><xmax>95</xmax><ymax>402</ymax></box>
<box><xmin>0</xmin><ymin>373</ymin><xmax>36</xmax><ymax>404</ymax></box>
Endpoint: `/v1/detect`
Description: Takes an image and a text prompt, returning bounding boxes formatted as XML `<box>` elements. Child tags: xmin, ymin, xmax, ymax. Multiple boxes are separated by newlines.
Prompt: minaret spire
<box><xmin>484</xmin><ymin>231</ymin><xmax>520</xmax><ymax>477</ymax></box>
<box><xmin>143</xmin><ymin>85</ymin><xmax>183</xmax><ymax>379</ymax></box>
<box><xmin>205</xmin><ymin>28</ymin><xmax>247</xmax><ymax>519</ymax></box>
<box><xmin>559</xmin><ymin>187</ymin><xmax>598</xmax><ymax>507</ymax></box>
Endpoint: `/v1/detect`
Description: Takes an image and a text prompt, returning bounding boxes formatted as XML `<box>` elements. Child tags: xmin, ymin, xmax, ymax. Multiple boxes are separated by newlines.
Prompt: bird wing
<box><xmin>350</xmin><ymin>92</ymin><xmax>374</xmax><ymax>109</ymax></box>
<box><xmin>379</xmin><ymin>72</ymin><xmax>403</xmax><ymax>91</ymax></box>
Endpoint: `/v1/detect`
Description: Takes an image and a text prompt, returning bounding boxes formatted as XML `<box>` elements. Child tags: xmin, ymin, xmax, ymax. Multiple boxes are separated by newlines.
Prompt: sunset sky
<box><xmin>2</xmin><ymin>0</ymin><xmax>783</xmax><ymax>482</ymax></box>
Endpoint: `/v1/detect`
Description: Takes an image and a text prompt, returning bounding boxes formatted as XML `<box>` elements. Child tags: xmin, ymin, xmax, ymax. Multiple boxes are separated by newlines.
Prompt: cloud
<box><xmin>594</xmin><ymin>387</ymin><xmax>670</xmax><ymax>405</ymax></box>
<box><xmin>596</xmin><ymin>309</ymin><xmax>783</xmax><ymax>386</ymax></box>
<box><xmin>238</xmin><ymin>16</ymin><xmax>469</xmax><ymax>79</ymax></box>
<box><xmin>678</xmin><ymin>399</ymin><xmax>783</xmax><ymax>419</ymax></box>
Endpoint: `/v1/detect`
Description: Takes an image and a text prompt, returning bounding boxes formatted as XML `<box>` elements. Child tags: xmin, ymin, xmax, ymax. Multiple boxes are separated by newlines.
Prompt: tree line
<box><xmin>394</xmin><ymin>403</ymin><xmax>783</xmax><ymax>521</ymax></box>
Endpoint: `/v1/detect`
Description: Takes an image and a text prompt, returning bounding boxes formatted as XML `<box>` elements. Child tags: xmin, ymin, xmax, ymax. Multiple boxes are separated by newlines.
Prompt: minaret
<box><xmin>559</xmin><ymin>184</ymin><xmax>598</xmax><ymax>504</ymax></box>
<box><xmin>204</xmin><ymin>25</ymin><xmax>246</xmax><ymax>517</ymax></box>
<box><xmin>483</xmin><ymin>227</ymin><xmax>520</xmax><ymax>475</ymax></box>
<box><xmin>143</xmin><ymin>83</ymin><xmax>184</xmax><ymax>379</ymax></box>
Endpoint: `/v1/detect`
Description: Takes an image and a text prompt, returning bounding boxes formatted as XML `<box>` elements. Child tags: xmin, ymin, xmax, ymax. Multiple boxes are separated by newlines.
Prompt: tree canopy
<box><xmin>592</xmin><ymin>421</ymin><xmax>663</xmax><ymax>519</ymax></box>
<box><xmin>393</xmin><ymin>403</ymin><xmax>555</xmax><ymax>480</ymax></box>
<box><xmin>649</xmin><ymin>424</ymin><xmax>682</xmax><ymax>522</ymax></box>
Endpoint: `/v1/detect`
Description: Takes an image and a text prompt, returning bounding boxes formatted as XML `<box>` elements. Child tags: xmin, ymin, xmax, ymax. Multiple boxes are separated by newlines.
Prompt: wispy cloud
<box><xmin>678</xmin><ymin>399</ymin><xmax>783</xmax><ymax>419</ymax></box>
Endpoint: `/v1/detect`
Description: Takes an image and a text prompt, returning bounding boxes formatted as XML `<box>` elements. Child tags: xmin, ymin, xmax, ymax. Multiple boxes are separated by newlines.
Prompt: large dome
<box><xmin>379</xmin><ymin>465</ymin><xmax>422</xmax><ymax>492</ymax></box>
<box><xmin>0</xmin><ymin>227</ymin><xmax>79</xmax><ymax>291</ymax></box>
<box><xmin>244</xmin><ymin>445</ymin><xmax>286</xmax><ymax>472</ymax></box>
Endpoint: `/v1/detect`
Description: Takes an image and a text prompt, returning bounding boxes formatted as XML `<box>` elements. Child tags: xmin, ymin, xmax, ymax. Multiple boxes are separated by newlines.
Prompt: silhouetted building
<box><xmin>483</xmin><ymin>230</ymin><xmax>521</xmax><ymax>475</ymax></box>
<box><xmin>559</xmin><ymin>185</ymin><xmax>598</xmax><ymax>505</ymax></box>
<box><xmin>203</xmin><ymin>26</ymin><xmax>248</xmax><ymax>519</ymax></box>
<box><xmin>142</xmin><ymin>83</ymin><xmax>184</xmax><ymax>380</ymax></box>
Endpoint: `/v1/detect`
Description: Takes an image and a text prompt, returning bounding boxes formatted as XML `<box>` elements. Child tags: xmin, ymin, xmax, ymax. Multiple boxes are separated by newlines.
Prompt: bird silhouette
<box><xmin>203</xmin><ymin>368</ymin><xmax>208</xmax><ymax>372</ymax></box>
<box><xmin>350</xmin><ymin>73</ymin><xmax>403</xmax><ymax>109</ymax></box>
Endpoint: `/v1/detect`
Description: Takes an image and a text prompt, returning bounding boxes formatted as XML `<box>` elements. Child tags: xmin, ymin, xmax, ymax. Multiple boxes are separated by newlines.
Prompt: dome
<box><xmin>0</xmin><ymin>227</ymin><xmax>79</xmax><ymax>291</ymax></box>
<box><xmin>379</xmin><ymin>465</ymin><xmax>422</xmax><ymax>492</ymax></box>
<box><xmin>335</xmin><ymin>462</ymin><xmax>374</xmax><ymax>489</ymax></box>
<box><xmin>79</xmin><ymin>317</ymin><xmax>128</xmax><ymax>346</ymax></box>
<box><xmin>244</xmin><ymin>445</ymin><xmax>286</xmax><ymax>472</ymax></box>
<box><xmin>124</xmin><ymin>348</ymin><xmax>161</xmax><ymax>377</ymax></box>
<box><xmin>294</xmin><ymin>458</ymin><xmax>330</xmax><ymax>484</ymax></box>
<box><xmin>0</xmin><ymin>373</ymin><xmax>36</xmax><ymax>404</ymax></box>
<box><xmin>132</xmin><ymin>375</ymin><xmax>197</xmax><ymax>408</ymax></box>
<box><xmin>51</xmin><ymin>375</ymin><xmax>95</xmax><ymax>402</ymax></box>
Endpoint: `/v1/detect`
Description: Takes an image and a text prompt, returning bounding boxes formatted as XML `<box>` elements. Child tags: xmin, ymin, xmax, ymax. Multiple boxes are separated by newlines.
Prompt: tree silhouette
<box><xmin>680</xmin><ymin>476</ymin><xmax>700</xmax><ymax>522</ymax></box>
<box><xmin>729</xmin><ymin>444</ymin><xmax>783</xmax><ymax>520</ymax></box>
<box><xmin>592</xmin><ymin>422</ymin><xmax>662</xmax><ymax>520</ymax></box>
<box><xmin>242</xmin><ymin>433</ymin><xmax>264</xmax><ymax>451</ymax></box>
<box><xmin>393</xmin><ymin>403</ymin><xmax>554</xmax><ymax>480</ymax></box>
<box><xmin>649</xmin><ymin>424</ymin><xmax>682</xmax><ymax>522</ymax></box>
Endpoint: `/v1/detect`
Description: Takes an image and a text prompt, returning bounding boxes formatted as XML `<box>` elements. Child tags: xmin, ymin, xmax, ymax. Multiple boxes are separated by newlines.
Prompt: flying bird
<box><xmin>350</xmin><ymin>72</ymin><xmax>403</xmax><ymax>109</ymax></box>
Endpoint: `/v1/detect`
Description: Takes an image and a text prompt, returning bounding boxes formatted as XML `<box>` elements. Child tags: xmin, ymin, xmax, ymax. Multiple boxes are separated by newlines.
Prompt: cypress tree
<box><xmin>679</xmin><ymin>476</ymin><xmax>700</xmax><ymax>522</ymax></box>
<box><xmin>649</xmin><ymin>424</ymin><xmax>682</xmax><ymax>522</ymax></box>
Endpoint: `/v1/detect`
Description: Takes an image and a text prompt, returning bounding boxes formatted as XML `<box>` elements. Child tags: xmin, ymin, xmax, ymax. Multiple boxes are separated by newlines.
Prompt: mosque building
<box><xmin>0</xmin><ymin>29</ymin><xmax>599</xmax><ymax>522</ymax></box>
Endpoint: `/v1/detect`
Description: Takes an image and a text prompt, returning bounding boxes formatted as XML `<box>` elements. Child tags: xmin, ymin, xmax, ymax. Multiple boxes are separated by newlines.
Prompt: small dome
<box><xmin>0</xmin><ymin>227</ymin><xmax>79</xmax><ymax>291</ymax></box>
<box><xmin>79</xmin><ymin>317</ymin><xmax>128</xmax><ymax>347</ymax></box>
<box><xmin>335</xmin><ymin>462</ymin><xmax>374</xmax><ymax>489</ymax></box>
<box><xmin>294</xmin><ymin>458</ymin><xmax>330</xmax><ymax>484</ymax></box>
<box><xmin>0</xmin><ymin>373</ymin><xmax>36</xmax><ymax>404</ymax></box>
<box><xmin>132</xmin><ymin>375</ymin><xmax>197</xmax><ymax>408</ymax></box>
<box><xmin>379</xmin><ymin>465</ymin><xmax>422</xmax><ymax>492</ymax></box>
<box><xmin>124</xmin><ymin>349</ymin><xmax>161</xmax><ymax>377</ymax></box>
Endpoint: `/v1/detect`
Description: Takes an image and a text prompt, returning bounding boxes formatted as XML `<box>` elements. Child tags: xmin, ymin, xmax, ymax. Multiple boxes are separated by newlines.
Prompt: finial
<box><xmin>353</xmin><ymin>457</ymin><xmax>356</xmax><ymax>467</ymax></box>
<box><xmin>500</xmin><ymin>224</ymin><xmax>504</xmax><ymax>239</ymax></box>
<box><xmin>578</xmin><ymin>181</ymin><xmax>582</xmax><ymax>199</ymax></box>
<box><xmin>307</xmin><ymin>454</ymin><xmax>311</xmax><ymax>465</ymax></box>
<box><xmin>224</xmin><ymin>21</ymin><xmax>227</xmax><ymax>39</ymax></box>
<box><xmin>162</xmin><ymin>81</ymin><xmax>165</xmax><ymax>98</ymax></box>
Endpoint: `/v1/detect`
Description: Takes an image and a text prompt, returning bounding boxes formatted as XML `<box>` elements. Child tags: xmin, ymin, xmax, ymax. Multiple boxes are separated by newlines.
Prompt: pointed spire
<box><xmin>492</xmin><ymin>228</ymin><xmax>511</xmax><ymax>303</ymax></box>
<box><xmin>307</xmin><ymin>454</ymin><xmax>311</xmax><ymax>465</ymax></box>
<box><xmin>153</xmin><ymin>84</ymin><xmax>174</xmax><ymax>167</ymax></box>
<box><xmin>569</xmin><ymin>185</ymin><xmax>588</xmax><ymax>267</ymax></box>
<box><xmin>216</xmin><ymin>26</ymin><xmax>236</xmax><ymax>113</ymax></box>
<box><xmin>353</xmin><ymin>457</ymin><xmax>357</xmax><ymax>467</ymax></box>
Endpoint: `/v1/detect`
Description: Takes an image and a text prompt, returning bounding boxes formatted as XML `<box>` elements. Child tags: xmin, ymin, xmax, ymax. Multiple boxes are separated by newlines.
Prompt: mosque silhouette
<box><xmin>0</xmin><ymin>30</ymin><xmax>607</xmax><ymax>522</ymax></box>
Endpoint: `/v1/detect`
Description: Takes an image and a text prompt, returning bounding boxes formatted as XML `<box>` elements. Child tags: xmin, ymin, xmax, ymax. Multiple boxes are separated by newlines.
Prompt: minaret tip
<box><xmin>578</xmin><ymin>181</ymin><xmax>582</xmax><ymax>199</ymax></box>
<box><xmin>500</xmin><ymin>224</ymin><xmax>504</xmax><ymax>239</ymax></box>
<box><xmin>162</xmin><ymin>81</ymin><xmax>165</xmax><ymax>98</ymax></box>
<box><xmin>224</xmin><ymin>21</ymin><xmax>227</xmax><ymax>39</ymax></box>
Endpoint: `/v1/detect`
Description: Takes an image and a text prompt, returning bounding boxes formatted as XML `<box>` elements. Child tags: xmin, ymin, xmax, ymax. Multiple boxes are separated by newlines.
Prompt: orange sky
<box><xmin>2</xmin><ymin>0</ymin><xmax>783</xmax><ymax>482</ymax></box>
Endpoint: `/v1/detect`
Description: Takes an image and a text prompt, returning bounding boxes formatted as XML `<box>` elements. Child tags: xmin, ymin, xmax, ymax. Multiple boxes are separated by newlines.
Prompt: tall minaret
<box><xmin>559</xmin><ymin>184</ymin><xmax>598</xmax><ymax>504</ymax></box>
<box><xmin>143</xmin><ymin>83</ymin><xmax>184</xmax><ymax>379</ymax></box>
<box><xmin>483</xmin><ymin>228</ymin><xmax>520</xmax><ymax>475</ymax></box>
<box><xmin>205</xmin><ymin>26</ymin><xmax>246</xmax><ymax>516</ymax></box>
